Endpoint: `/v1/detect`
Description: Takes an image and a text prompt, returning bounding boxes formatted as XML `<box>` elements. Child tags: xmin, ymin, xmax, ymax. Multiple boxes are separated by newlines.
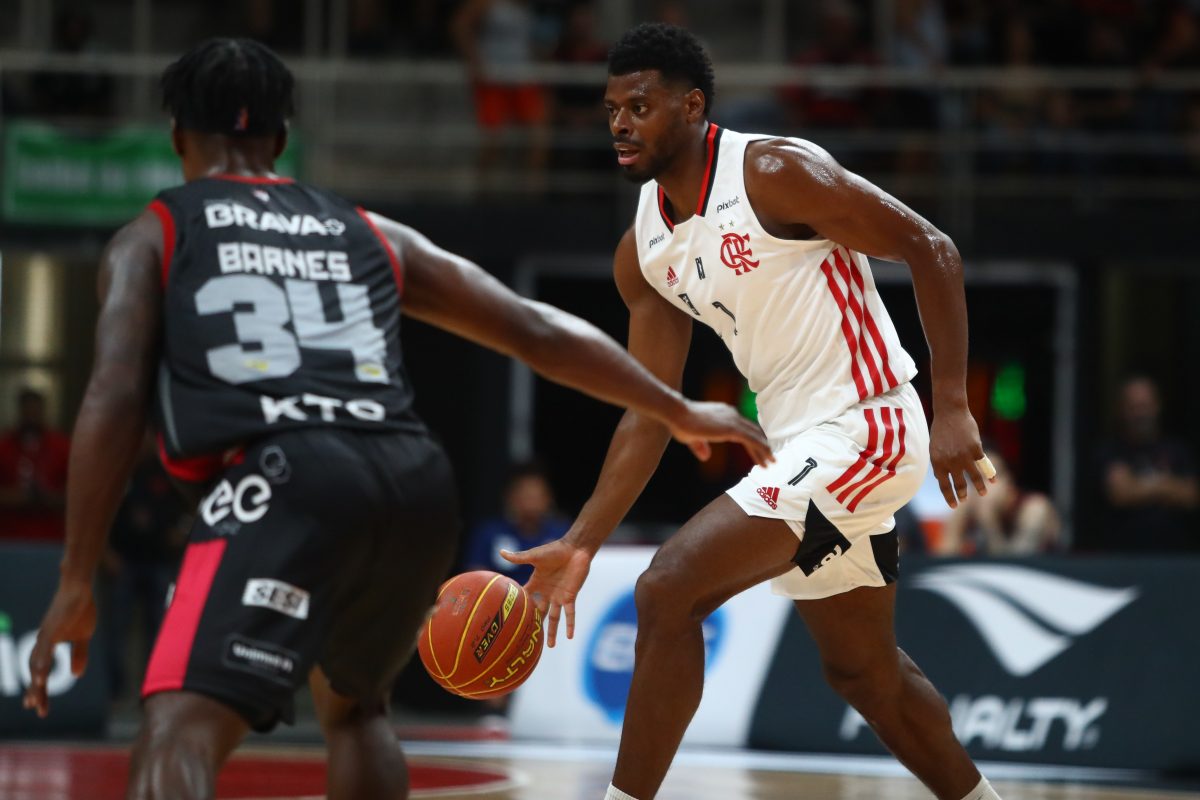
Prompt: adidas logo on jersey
<box><xmin>757</xmin><ymin>486</ymin><xmax>780</xmax><ymax>510</ymax></box>
<box><xmin>666</xmin><ymin>265</ymin><xmax>679</xmax><ymax>287</ymax></box>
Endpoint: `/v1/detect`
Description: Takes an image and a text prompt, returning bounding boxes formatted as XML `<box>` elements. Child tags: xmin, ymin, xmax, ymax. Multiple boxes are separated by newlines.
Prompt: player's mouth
<box><xmin>614</xmin><ymin>142</ymin><xmax>640</xmax><ymax>166</ymax></box>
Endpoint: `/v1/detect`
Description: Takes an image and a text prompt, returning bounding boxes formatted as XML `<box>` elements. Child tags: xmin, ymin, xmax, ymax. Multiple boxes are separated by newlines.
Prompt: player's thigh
<box><xmin>317</xmin><ymin>433</ymin><xmax>460</xmax><ymax>701</ymax></box>
<box><xmin>142</xmin><ymin>431</ymin><xmax>382</xmax><ymax>731</ymax></box>
<box><xmin>642</xmin><ymin>494</ymin><xmax>799</xmax><ymax>619</ymax></box>
<box><xmin>794</xmin><ymin>584</ymin><xmax>899</xmax><ymax>677</ymax></box>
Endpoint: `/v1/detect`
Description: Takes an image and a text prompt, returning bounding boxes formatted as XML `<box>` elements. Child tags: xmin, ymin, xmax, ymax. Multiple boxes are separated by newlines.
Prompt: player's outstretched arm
<box><xmin>502</xmin><ymin>227</ymin><xmax>701</xmax><ymax>645</ymax></box>
<box><xmin>24</xmin><ymin>211</ymin><xmax>162</xmax><ymax>718</ymax></box>
<box><xmin>745</xmin><ymin>139</ymin><xmax>992</xmax><ymax>509</ymax></box>
<box><xmin>371</xmin><ymin>212</ymin><xmax>771</xmax><ymax>466</ymax></box>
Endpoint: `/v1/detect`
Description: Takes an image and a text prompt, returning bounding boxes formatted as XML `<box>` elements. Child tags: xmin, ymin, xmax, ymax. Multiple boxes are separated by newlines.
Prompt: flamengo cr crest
<box><xmin>720</xmin><ymin>231</ymin><xmax>759</xmax><ymax>275</ymax></box>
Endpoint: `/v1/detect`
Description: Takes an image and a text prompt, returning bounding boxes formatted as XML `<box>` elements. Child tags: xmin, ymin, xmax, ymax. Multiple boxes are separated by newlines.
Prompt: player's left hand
<box><xmin>669</xmin><ymin>400</ymin><xmax>774</xmax><ymax>467</ymax></box>
<box><xmin>930</xmin><ymin>406</ymin><xmax>993</xmax><ymax>509</ymax></box>
<box><xmin>23</xmin><ymin>577</ymin><xmax>96</xmax><ymax>718</ymax></box>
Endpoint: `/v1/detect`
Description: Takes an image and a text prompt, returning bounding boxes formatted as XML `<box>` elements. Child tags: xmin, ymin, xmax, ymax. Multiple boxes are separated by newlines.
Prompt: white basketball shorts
<box><xmin>727</xmin><ymin>381</ymin><xmax>930</xmax><ymax>600</ymax></box>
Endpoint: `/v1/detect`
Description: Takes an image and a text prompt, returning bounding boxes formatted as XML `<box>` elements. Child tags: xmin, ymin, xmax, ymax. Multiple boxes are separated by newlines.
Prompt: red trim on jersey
<box><xmin>356</xmin><ymin>207</ymin><xmax>404</xmax><ymax>296</ymax></box>
<box><xmin>837</xmin><ymin>407</ymin><xmax>897</xmax><ymax>504</ymax></box>
<box><xmin>207</xmin><ymin>173</ymin><xmax>295</xmax><ymax>185</ymax></box>
<box><xmin>832</xmin><ymin>249</ymin><xmax>884</xmax><ymax>396</ymax></box>
<box><xmin>839</xmin><ymin>248</ymin><xmax>899</xmax><ymax>390</ymax></box>
<box><xmin>820</xmin><ymin>257</ymin><xmax>868</xmax><ymax>401</ymax></box>
<box><xmin>147</xmin><ymin>199</ymin><xmax>176</xmax><ymax>289</ymax></box>
<box><xmin>695</xmin><ymin>122</ymin><xmax>720</xmax><ymax>216</ymax></box>
<box><xmin>156</xmin><ymin>433</ymin><xmax>243</xmax><ymax>485</ymax></box>
<box><xmin>142</xmin><ymin>539</ymin><xmax>227</xmax><ymax>696</ymax></box>
<box><xmin>657</xmin><ymin>187</ymin><xmax>675</xmax><ymax>232</ymax></box>
<box><xmin>847</xmin><ymin>408</ymin><xmax>907</xmax><ymax>512</ymax></box>
<box><xmin>826</xmin><ymin>408</ymin><xmax>879</xmax><ymax>494</ymax></box>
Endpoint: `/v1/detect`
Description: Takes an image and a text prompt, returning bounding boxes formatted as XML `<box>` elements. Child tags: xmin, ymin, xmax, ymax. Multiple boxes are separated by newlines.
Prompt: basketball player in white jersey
<box><xmin>504</xmin><ymin>24</ymin><xmax>1002</xmax><ymax>800</ymax></box>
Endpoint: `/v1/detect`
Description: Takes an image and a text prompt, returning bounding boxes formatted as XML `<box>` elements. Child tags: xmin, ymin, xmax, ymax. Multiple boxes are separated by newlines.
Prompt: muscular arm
<box><xmin>565</xmin><ymin>228</ymin><xmax>694</xmax><ymax>554</ymax></box>
<box><xmin>371</xmin><ymin>214</ymin><xmax>766</xmax><ymax>463</ymax></box>
<box><xmin>25</xmin><ymin>211</ymin><xmax>162</xmax><ymax>716</ymax></box>
<box><xmin>745</xmin><ymin>139</ymin><xmax>986</xmax><ymax>506</ymax></box>
<box><xmin>60</xmin><ymin>212</ymin><xmax>163</xmax><ymax>582</ymax></box>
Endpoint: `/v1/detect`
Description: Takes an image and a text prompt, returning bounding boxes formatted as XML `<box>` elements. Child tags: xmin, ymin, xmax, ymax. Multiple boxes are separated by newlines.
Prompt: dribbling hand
<box><xmin>500</xmin><ymin>539</ymin><xmax>592</xmax><ymax>648</ymax></box>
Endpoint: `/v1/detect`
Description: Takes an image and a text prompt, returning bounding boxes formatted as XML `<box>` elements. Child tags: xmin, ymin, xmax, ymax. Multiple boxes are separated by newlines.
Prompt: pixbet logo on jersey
<box><xmin>584</xmin><ymin>589</ymin><xmax>725</xmax><ymax>723</ymax></box>
<box><xmin>720</xmin><ymin>231</ymin><xmax>759</xmax><ymax>276</ymax></box>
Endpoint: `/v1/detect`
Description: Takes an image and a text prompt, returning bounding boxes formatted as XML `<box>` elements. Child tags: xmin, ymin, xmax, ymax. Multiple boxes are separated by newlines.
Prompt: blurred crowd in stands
<box><xmin>4</xmin><ymin>0</ymin><xmax>1200</xmax><ymax>177</ymax></box>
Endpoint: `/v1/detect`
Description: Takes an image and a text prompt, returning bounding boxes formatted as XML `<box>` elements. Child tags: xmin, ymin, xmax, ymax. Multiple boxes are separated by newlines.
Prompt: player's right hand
<box><xmin>669</xmin><ymin>400</ymin><xmax>774</xmax><ymax>467</ymax></box>
<box><xmin>23</xmin><ymin>577</ymin><xmax>96</xmax><ymax>718</ymax></box>
<box><xmin>501</xmin><ymin>539</ymin><xmax>592</xmax><ymax>648</ymax></box>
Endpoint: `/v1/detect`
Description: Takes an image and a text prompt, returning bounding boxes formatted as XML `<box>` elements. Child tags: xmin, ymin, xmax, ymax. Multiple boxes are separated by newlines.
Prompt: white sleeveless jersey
<box><xmin>633</xmin><ymin>125</ymin><xmax>918</xmax><ymax>444</ymax></box>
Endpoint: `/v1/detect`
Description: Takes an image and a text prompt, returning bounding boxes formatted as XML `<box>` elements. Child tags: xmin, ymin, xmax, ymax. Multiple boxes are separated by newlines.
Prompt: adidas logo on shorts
<box><xmin>757</xmin><ymin>486</ymin><xmax>780</xmax><ymax>510</ymax></box>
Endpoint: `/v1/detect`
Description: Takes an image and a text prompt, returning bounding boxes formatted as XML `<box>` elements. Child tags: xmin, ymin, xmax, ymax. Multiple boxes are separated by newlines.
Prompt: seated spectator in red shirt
<box><xmin>0</xmin><ymin>388</ymin><xmax>70</xmax><ymax>542</ymax></box>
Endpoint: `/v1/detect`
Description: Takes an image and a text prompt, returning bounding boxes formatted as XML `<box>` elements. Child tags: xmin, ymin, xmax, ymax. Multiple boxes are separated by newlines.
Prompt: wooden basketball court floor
<box><xmin>2</xmin><ymin>740</ymin><xmax>1198</xmax><ymax>800</ymax></box>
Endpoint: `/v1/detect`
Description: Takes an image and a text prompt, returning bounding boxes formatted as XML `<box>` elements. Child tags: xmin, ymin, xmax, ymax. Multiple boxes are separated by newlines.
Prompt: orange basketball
<box><xmin>418</xmin><ymin>570</ymin><xmax>544</xmax><ymax>700</ymax></box>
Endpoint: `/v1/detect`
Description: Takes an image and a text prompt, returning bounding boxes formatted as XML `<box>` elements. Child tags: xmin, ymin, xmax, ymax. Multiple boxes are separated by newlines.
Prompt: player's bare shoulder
<box><xmin>745</xmin><ymin>137</ymin><xmax>841</xmax><ymax>196</ymax></box>
<box><xmin>100</xmin><ymin>208</ymin><xmax>164</xmax><ymax>292</ymax></box>
<box><xmin>743</xmin><ymin>137</ymin><xmax>844</xmax><ymax>236</ymax></box>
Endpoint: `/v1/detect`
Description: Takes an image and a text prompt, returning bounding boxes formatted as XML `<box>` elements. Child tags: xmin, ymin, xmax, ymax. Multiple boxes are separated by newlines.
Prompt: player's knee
<box><xmin>821</xmin><ymin>652</ymin><xmax>901</xmax><ymax>713</ymax></box>
<box><xmin>633</xmin><ymin>566</ymin><xmax>694</xmax><ymax>625</ymax></box>
<box><xmin>128</xmin><ymin>728</ymin><xmax>218</xmax><ymax>800</ymax></box>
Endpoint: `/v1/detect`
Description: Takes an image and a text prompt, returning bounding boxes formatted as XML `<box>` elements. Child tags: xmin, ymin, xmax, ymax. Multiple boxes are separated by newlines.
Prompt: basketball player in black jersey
<box><xmin>21</xmin><ymin>39</ymin><xmax>771</xmax><ymax>800</ymax></box>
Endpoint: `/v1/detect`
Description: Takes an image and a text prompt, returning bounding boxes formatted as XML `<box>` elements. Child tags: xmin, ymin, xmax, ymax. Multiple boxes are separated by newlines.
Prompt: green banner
<box><xmin>3</xmin><ymin>122</ymin><xmax>300</xmax><ymax>225</ymax></box>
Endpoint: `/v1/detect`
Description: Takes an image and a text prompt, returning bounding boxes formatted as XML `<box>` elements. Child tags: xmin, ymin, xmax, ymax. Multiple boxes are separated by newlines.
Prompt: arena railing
<box><xmin>2</xmin><ymin>51</ymin><xmax>1199</xmax><ymax>234</ymax></box>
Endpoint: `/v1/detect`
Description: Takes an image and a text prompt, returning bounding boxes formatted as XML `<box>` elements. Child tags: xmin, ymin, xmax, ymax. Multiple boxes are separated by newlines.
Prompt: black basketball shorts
<box><xmin>142</xmin><ymin>427</ymin><xmax>459</xmax><ymax>730</ymax></box>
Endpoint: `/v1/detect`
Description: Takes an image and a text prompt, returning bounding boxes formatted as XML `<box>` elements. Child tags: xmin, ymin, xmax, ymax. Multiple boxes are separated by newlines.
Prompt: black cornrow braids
<box><xmin>161</xmin><ymin>38</ymin><xmax>294</xmax><ymax>136</ymax></box>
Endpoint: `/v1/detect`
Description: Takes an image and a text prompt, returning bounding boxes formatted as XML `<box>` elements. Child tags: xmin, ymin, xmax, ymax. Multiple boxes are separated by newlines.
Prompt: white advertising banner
<box><xmin>510</xmin><ymin>545</ymin><xmax>793</xmax><ymax>746</ymax></box>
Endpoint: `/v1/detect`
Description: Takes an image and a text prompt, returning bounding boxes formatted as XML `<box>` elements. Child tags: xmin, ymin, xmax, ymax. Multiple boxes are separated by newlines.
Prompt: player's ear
<box><xmin>273</xmin><ymin>125</ymin><xmax>288</xmax><ymax>160</ymax></box>
<box><xmin>684</xmin><ymin>88</ymin><xmax>706</xmax><ymax>124</ymax></box>
<box><xmin>170</xmin><ymin>120</ymin><xmax>184</xmax><ymax>158</ymax></box>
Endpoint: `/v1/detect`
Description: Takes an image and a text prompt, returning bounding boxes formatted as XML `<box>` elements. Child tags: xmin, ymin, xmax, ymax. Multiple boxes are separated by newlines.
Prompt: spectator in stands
<box><xmin>347</xmin><ymin>0</ymin><xmax>393</xmax><ymax>56</ymax></box>
<box><xmin>550</xmin><ymin>1</ymin><xmax>609</xmax><ymax>175</ymax></box>
<box><xmin>452</xmin><ymin>0</ymin><xmax>551</xmax><ymax>189</ymax></box>
<box><xmin>937</xmin><ymin>446</ymin><xmax>1060</xmax><ymax>556</ymax></box>
<box><xmin>1096</xmin><ymin>376</ymin><xmax>1199</xmax><ymax>551</ymax></box>
<box><xmin>0</xmin><ymin>388</ymin><xmax>70</xmax><ymax>542</ymax></box>
<box><xmin>462</xmin><ymin>462</ymin><xmax>570</xmax><ymax>584</ymax></box>
<box><xmin>784</xmin><ymin>0</ymin><xmax>881</xmax><ymax>131</ymax></box>
<box><xmin>30</xmin><ymin>7</ymin><xmax>114</xmax><ymax>118</ymax></box>
<box><xmin>102</xmin><ymin>431</ymin><xmax>188</xmax><ymax>700</ymax></box>
<box><xmin>976</xmin><ymin>14</ymin><xmax>1043</xmax><ymax>172</ymax></box>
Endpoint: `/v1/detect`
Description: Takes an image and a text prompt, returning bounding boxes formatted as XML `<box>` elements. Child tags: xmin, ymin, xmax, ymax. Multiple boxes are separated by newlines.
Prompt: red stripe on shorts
<box><xmin>826</xmin><ymin>407</ymin><xmax>879</xmax><ymax>494</ymax></box>
<box><xmin>142</xmin><ymin>539</ymin><xmax>227</xmax><ymax>696</ymax></box>
<box><xmin>837</xmin><ymin>407</ymin><xmax>896</xmax><ymax>504</ymax></box>
<box><xmin>847</xmin><ymin>408</ymin><xmax>908</xmax><ymax>512</ymax></box>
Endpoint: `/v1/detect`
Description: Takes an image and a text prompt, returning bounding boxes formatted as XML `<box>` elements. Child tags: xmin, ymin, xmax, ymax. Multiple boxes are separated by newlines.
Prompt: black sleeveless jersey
<box><xmin>151</xmin><ymin>175</ymin><xmax>424</xmax><ymax>464</ymax></box>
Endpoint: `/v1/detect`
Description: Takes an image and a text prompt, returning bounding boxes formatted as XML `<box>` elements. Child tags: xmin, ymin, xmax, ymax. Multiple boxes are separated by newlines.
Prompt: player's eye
<box><xmin>633</xmin><ymin>104</ymin><xmax>648</xmax><ymax>115</ymax></box>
